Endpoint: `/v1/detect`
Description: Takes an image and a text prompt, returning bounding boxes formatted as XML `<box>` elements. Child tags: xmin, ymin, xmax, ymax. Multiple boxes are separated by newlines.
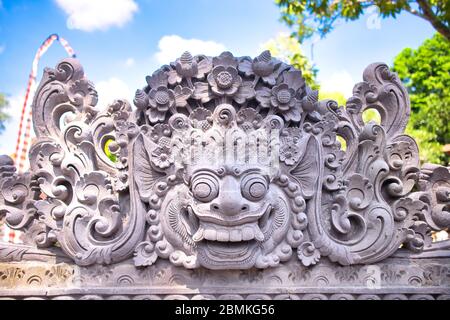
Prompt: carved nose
<box><xmin>211</xmin><ymin>202</ymin><xmax>249</xmax><ymax>216</ymax></box>
<box><xmin>210</xmin><ymin>176</ymin><xmax>249</xmax><ymax>216</ymax></box>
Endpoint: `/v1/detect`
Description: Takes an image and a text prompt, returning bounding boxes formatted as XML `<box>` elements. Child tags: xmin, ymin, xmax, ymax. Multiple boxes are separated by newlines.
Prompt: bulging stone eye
<box><xmin>192</xmin><ymin>173</ymin><xmax>219</xmax><ymax>202</ymax></box>
<box><xmin>241</xmin><ymin>174</ymin><xmax>268</xmax><ymax>201</ymax></box>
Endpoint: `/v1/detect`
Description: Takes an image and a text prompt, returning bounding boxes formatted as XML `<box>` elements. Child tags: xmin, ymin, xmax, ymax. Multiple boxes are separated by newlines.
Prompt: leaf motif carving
<box><xmin>133</xmin><ymin>134</ymin><xmax>165</xmax><ymax>202</ymax></box>
<box><xmin>289</xmin><ymin>136</ymin><xmax>319</xmax><ymax>199</ymax></box>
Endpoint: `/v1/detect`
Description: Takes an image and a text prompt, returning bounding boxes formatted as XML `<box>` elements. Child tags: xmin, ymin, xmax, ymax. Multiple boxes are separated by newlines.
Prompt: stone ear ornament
<box><xmin>0</xmin><ymin>51</ymin><xmax>449</xmax><ymax>270</ymax></box>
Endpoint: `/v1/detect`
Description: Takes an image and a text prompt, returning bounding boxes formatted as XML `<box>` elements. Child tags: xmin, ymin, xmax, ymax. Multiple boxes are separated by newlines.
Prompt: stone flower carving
<box><xmin>213</xmin><ymin>51</ymin><xmax>238</xmax><ymax>68</ymax></box>
<box><xmin>279</xmin><ymin>128</ymin><xmax>309</xmax><ymax>166</ymax></box>
<box><xmin>134</xmin><ymin>242</ymin><xmax>158</xmax><ymax>267</ymax></box>
<box><xmin>208</xmin><ymin>66</ymin><xmax>241</xmax><ymax>97</ymax></box>
<box><xmin>148</xmin><ymin>123</ymin><xmax>172</xmax><ymax>144</ymax></box>
<box><xmin>134</xmin><ymin>71</ymin><xmax>192</xmax><ymax>123</ymax></box>
<box><xmin>151</xmin><ymin>146</ymin><xmax>174</xmax><ymax>169</ymax></box>
<box><xmin>279</xmin><ymin>139</ymin><xmax>301</xmax><ymax>165</ymax></box>
<box><xmin>301</xmin><ymin>86</ymin><xmax>321</xmax><ymax>121</ymax></box>
<box><xmin>238</xmin><ymin>50</ymin><xmax>282</xmax><ymax>85</ymax></box>
<box><xmin>147</xmin><ymin>86</ymin><xmax>175</xmax><ymax>122</ymax></box>
<box><xmin>193</xmin><ymin>51</ymin><xmax>255</xmax><ymax>104</ymax></box>
<box><xmin>297</xmin><ymin>242</ymin><xmax>321</xmax><ymax>267</ymax></box>
<box><xmin>256</xmin><ymin>70</ymin><xmax>306</xmax><ymax>122</ymax></box>
<box><xmin>236</xmin><ymin>108</ymin><xmax>263</xmax><ymax>131</ymax></box>
<box><xmin>190</xmin><ymin>107</ymin><xmax>213</xmax><ymax>131</ymax></box>
<box><xmin>168</xmin><ymin>51</ymin><xmax>212</xmax><ymax>85</ymax></box>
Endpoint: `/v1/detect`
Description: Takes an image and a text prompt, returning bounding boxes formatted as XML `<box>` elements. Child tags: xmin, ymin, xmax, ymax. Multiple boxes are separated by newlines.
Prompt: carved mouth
<box><xmin>198</xmin><ymin>240</ymin><xmax>260</xmax><ymax>269</ymax></box>
<box><xmin>188</xmin><ymin>204</ymin><xmax>280</xmax><ymax>269</ymax></box>
<box><xmin>164</xmin><ymin>195</ymin><xmax>287</xmax><ymax>269</ymax></box>
<box><xmin>189</xmin><ymin>205</ymin><xmax>272</xmax><ymax>243</ymax></box>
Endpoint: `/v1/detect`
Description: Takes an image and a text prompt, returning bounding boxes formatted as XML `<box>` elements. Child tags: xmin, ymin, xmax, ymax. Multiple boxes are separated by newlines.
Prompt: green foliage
<box><xmin>276</xmin><ymin>0</ymin><xmax>450</xmax><ymax>42</ymax></box>
<box><xmin>261</xmin><ymin>33</ymin><xmax>318</xmax><ymax>88</ymax></box>
<box><xmin>0</xmin><ymin>93</ymin><xmax>10</xmax><ymax>134</ymax></box>
<box><xmin>318</xmin><ymin>91</ymin><xmax>382</xmax><ymax>128</ymax></box>
<box><xmin>104</xmin><ymin>138</ymin><xmax>118</xmax><ymax>163</ymax></box>
<box><xmin>262</xmin><ymin>35</ymin><xmax>362</xmax><ymax>111</ymax></box>
<box><xmin>393</xmin><ymin>33</ymin><xmax>450</xmax><ymax>164</ymax></box>
<box><xmin>318</xmin><ymin>91</ymin><xmax>346</xmax><ymax>106</ymax></box>
<box><xmin>362</xmin><ymin>109</ymin><xmax>381</xmax><ymax>124</ymax></box>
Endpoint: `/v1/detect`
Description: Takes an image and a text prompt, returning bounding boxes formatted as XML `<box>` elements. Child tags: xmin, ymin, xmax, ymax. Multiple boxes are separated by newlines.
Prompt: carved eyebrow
<box><xmin>190</xmin><ymin>166</ymin><xmax>265</xmax><ymax>178</ymax></box>
<box><xmin>191</xmin><ymin>168</ymin><xmax>220</xmax><ymax>177</ymax></box>
<box><xmin>238</xmin><ymin>168</ymin><xmax>261</xmax><ymax>176</ymax></box>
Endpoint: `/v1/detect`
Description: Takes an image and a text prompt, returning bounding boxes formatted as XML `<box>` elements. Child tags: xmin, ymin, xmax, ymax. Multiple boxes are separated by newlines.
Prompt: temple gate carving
<box><xmin>0</xmin><ymin>51</ymin><xmax>449</xmax><ymax>299</ymax></box>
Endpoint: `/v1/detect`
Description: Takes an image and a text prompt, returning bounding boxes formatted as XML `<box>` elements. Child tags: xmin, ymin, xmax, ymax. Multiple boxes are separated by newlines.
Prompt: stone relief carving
<box><xmin>1</xmin><ymin>258</ymin><xmax>449</xmax><ymax>299</ymax></box>
<box><xmin>0</xmin><ymin>51</ymin><xmax>449</xmax><ymax>271</ymax></box>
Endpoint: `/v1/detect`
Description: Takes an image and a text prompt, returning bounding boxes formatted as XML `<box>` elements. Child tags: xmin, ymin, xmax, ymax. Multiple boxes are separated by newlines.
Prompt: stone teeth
<box><xmin>192</xmin><ymin>227</ymin><xmax>205</xmax><ymax>242</ymax></box>
<box><xmin>230</xmin><ymin>229</ymin><xmax>242</xmax><ymax>242</ymax></box>
<box><xmin>195</xmin><ymin>225</ymin><xmax>263</xmax><ymax>242</ymax></box>
<box><xmin>204</xmin><ymin>229</ymin><xmax>217</xmax><ymax>241</ymax></box>
<box><xmin>217</xmin><ymin>229</ymin><xmax>230</xmax><ymax>242</ymax></box>
<box><xmin>242</xmin><ymin>227</ymin><xmax>254</xmax><ymax>241</ymax></box>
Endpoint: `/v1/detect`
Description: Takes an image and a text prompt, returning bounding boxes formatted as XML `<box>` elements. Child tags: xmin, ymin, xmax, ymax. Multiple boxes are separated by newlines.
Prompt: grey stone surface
<box><xmin>0</xmin><ymin>256</ymin><xmax>449</xmax><ymax>299</ymax></box>
<box><xmin>0</xmin><ymin>51</ymin><xmax>449</xmax><ymax>298</ymax></box>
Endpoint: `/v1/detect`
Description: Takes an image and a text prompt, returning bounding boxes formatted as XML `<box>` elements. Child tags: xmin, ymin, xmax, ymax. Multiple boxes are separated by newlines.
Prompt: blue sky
<box><xmin>0</xmin><ymin>0</ymin><xmax>435</xmax><ymax>155</ymax></box>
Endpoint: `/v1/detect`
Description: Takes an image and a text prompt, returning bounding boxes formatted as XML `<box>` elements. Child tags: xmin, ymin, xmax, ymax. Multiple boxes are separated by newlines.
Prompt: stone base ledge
<box><xmin>1</xmin><ymin>257</ymin><xmax>449</xmax><ymax>300</ymax></box>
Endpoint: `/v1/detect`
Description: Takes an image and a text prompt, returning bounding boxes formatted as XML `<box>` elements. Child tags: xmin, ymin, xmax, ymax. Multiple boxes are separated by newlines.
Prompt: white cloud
<box><xmin>319</xmin><ymin>70</ymin><xmax>355</xmax><ymax>98</ymax></box>
<box><xmin>96</xmin><ymin>77</ymin><xmax>132</xmax><ymax>107</ymax></box>
<box><xmin>0</xmin><ymin>45</ymin><xmax>4</xmax><ymax>55</ymax></box>
<box><xmin>55</xmin><ymin>0</ymin><xmax>138</xmax><ymax>32</ymax></box>
<box><xmin>125</xmin><ymin>57</ymin><xmax>135</xmax><ymax>67</ymax></box>
<box><xmin>155</xmin><ymin>35</ymin><xmax>226</xmax><ymax>65</ymax></box>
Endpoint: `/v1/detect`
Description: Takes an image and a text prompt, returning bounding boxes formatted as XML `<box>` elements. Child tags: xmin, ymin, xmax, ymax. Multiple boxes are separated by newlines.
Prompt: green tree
<box><xmin>393</xmin><ymin>33</ymin><xmax>450</xmax><ymax>164</ymax></box>
<box><xmin>276</xmin><ymin>0</ymin><xmax>450</xmax><ymax>42</ymax></box>
<box><xmin>318</xmin><ymin>91</ymin><xmax>346</xmax><ymax>106</ymax></box>
<box><xmin>0</xmin><ymin>93</ymin><xmax>10</xmax><ymax>134</ymax></box>
<box><xmin>319</xmin><ymin>91</ymin><xmax>382</xmax><ymax>124</ymax></box>
<box><xmin>262</xmin><ymin>34</ymin><xmax>364</xmax><ymax>118</ymax></box>
<box><xmin>261</xmin><ymin>33</ymin><xmax>318</xmax><ymax>87</ymax></box>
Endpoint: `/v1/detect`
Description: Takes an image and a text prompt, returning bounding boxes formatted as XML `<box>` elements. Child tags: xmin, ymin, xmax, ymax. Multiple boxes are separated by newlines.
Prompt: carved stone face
<box><xmin>130</xmin><ymin>99</ymin><xmax>320</xmax><ymax>269</ymax></box>
<box><xmin>159</xmin><ymin>165</ymin><xmax>291</xmax><ymax>269</ymax></box>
